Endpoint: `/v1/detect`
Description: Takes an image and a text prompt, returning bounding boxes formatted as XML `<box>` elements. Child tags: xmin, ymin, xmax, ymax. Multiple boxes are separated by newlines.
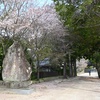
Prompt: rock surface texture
<box><xmin>2</xmin><ymin>41</ymin><xmax>32</xmax><ymax>82</ymax></box>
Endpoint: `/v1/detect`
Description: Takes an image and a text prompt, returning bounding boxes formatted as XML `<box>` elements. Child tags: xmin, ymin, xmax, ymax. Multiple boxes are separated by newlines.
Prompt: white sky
<box><xmin>37</xmin><ymin>0</ymin><xmax>53</xmax><ymax>6</ymax></box>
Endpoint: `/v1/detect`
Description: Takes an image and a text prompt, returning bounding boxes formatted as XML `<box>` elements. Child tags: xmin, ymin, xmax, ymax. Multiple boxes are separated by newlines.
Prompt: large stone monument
<box><xmin>2</xmin><ymin>41</ymin><xmax>32</xmax><ymax>88</ymax></box>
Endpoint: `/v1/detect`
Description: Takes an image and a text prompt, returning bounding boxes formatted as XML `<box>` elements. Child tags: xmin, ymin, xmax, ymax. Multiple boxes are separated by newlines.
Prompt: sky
<box><xmin>0</xmin><ymin>0</ymin><xmax>53</xmax><ymax>12</ymax></box>
<box><xmin>37</xmin><ymin>0</ymin><xmax>53</xmax><ymax>6</ymax></box>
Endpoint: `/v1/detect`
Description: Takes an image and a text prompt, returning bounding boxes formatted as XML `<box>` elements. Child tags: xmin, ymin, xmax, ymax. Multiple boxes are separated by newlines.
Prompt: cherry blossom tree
<box><xmin>24</xmin><ymin>5</ymin><xmax>68</xmax><ymax>79</ymax></box>
<box><xmin>0</xmin><ymin>0</ymin><xmax>69</xmax><ymax>79</ymax></box>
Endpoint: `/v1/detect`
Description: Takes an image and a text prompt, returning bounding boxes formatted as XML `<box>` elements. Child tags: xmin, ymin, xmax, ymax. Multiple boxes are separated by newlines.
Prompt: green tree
<box><xmin>53</xmin><ymin>0</ymin><xmax>100</xmax><ymax>77</ymax></box>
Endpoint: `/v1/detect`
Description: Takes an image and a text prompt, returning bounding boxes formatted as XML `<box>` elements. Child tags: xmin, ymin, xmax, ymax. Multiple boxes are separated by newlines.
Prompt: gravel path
<box><xmin>0</xmin><ymin>72</ymin><xmax>100</xmax><ymax>100</ymax></box>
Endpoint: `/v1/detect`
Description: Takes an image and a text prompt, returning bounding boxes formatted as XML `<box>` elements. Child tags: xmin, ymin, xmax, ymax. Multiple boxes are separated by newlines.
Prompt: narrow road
<box><xmin>0</xmin><ymin>72</ymin><xmax>100</xmax><ymax>100</ymax></box>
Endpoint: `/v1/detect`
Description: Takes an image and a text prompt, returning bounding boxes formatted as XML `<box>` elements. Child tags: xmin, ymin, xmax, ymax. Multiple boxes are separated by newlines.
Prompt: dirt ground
<box><xmin>0</xmin><ymin>72</ymin><xmax>100</xmax><ymax>100</ymax></box>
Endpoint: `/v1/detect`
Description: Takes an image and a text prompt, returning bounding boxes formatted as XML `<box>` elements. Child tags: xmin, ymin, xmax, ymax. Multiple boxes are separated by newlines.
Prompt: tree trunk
<box><xmin>73</xmin><ymin>59</ymin><xmax>77</xmax><ymax>77</ymax></box>
<box><xmin>63</xmin><ymin>62</ymin><xmax>67</xmax><ymax>78</ymax></box>
<box><xmin>35</xmin><ymin>32</ymin><xmax>40</xmax><ymax>81</ymax></box>
<box><xmin>97</xmin><ymin>68</ymin><xmax>100</xmax><ymax>78</ymax></box>
<box><xmin>69</xmin><ymin>52</ymin><xmax>72</xmax><ymax>77</ymax></box>
<box><xmin>36</xmin><ymin>53</ymin><xmax>40</xmax><ymax>81</ymax></box>
<box><xmin>95</xmin><ymin>61</ymin><xmax>100</xmax><ymax>78</ymax></box>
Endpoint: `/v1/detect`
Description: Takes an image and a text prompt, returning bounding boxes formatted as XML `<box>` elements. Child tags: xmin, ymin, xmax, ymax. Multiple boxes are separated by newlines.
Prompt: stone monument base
<box><xmin>0</xmin><ymin>81</ymin><xmax>33</xmax><ymax>88</ymax></box>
